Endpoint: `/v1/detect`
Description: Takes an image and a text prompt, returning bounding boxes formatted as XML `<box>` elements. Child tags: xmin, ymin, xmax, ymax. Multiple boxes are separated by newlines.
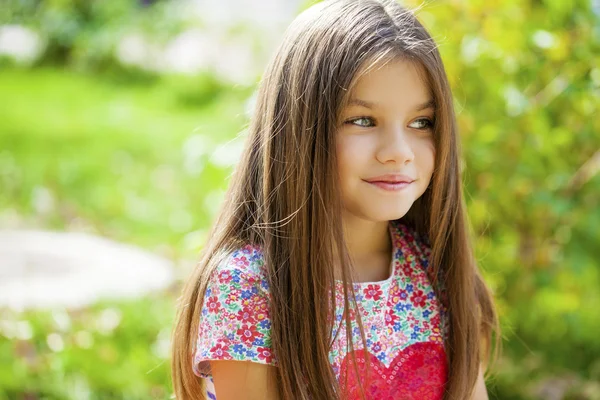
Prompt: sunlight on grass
<box><xmin>0</xmin><ymin>68</ymin><xmax>253</xmax><ymax>259</ymax></box>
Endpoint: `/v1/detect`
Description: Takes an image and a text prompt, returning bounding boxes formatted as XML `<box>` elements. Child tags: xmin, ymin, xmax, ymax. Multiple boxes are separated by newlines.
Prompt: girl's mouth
<box><xmin>365</xmin><ymin>180</ymin><xmax>413</xmax><ymax>191</ymax></box>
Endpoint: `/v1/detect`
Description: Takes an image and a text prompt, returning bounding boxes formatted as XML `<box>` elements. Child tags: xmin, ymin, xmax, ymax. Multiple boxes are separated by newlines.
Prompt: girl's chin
<box><xmin>362</xmin><ymin>207</ymin><xmax>412</xmax><ymax>222</ymax></box>
<box><xmin>341</xmin><ymin>199</ymin><xmax>415</xmax><ymax>221</ymax></box>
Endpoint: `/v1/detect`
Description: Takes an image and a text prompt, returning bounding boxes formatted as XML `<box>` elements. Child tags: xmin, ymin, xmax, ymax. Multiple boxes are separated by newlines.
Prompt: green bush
<box><xmin>2</xmin><ymin>0</ymin><xmax>187</xmax><ymax>72</ymax></box>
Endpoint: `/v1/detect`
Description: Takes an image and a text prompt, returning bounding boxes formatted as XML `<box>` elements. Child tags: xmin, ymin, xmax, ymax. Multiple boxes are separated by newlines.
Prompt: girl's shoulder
<box><xmin>212</xmin><ymin>243</ymin><xmax>269</xmax><ymax>288</ymax></box>
<box><xmin>218</xmin><ymin>243</ymin><xmax>265</xmax><ymax>271</ymax></box>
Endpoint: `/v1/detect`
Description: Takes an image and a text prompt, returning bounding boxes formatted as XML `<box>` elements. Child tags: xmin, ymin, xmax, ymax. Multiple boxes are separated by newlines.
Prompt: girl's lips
<box><xmin>366</xmin><ymin>180</ymin><xmax>413</xmax><ymax>191</ymax></box>
<box><xmin>364</xmin><ymin>174</ymin><xmax>415</xmax><ymax>184</ymax></box>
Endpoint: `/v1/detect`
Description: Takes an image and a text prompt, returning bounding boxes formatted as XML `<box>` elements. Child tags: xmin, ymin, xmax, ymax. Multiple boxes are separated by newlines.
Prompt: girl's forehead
<box><xmin>355</xmin><ymin>56</ymin><xmax>425</xmax><ymax>83</ymax></box>
<box><xmin>346</xmin><ymin>59</ymin><xmax>431</xmax><ymax>106</ymax></box>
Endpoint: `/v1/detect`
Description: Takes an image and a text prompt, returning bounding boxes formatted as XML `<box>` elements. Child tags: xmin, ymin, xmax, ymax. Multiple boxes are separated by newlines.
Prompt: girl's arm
<box><xmin>211</xmin><ymin>360</ymin><xmax>280</xmax><ymax>400</ymax></box>
<box><xmin>471</xmin><ymin>365</ymin><xmax>489</xmax><ymax>400</ymax></box>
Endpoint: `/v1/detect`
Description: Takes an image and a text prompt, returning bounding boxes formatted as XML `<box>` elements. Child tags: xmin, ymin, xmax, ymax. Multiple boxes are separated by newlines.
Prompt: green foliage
<box><xmin>402</xmin><ymin>0</ymin><xmax>600</xmax><ymax>398</ymax></box>
<box><xmin>0</xmin><ymin>295</ymin><xmax>175</xmax><ymax>399</ymax></box>
<box><xmin>2</xmin><ymin>0</ymin><xmax>187</xmax><ymax>71</ymax></box>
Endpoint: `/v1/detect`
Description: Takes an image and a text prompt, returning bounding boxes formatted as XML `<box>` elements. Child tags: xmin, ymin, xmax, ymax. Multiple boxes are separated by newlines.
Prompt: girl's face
<box><xmin>336</xmin><ymin>58</ymin><xmax>436</xmax><ymax>223</ymax></box>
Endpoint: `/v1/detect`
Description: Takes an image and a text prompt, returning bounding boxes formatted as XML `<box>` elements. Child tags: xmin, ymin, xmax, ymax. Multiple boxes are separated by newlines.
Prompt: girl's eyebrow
<box><xmin>347</xmin><ymin>98</ymin><xmax>436</xmax><ymax>111</ymax></box>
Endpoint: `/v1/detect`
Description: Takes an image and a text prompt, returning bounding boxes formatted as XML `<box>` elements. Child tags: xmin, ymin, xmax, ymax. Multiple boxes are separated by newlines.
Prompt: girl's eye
<box><xmin>410</xmin><ymin>118</ymin><xmax>434</xmax><ymax>130</ymax></box>
<box><xmin>344</xmin><ymin>117</ymin><xmax>434</xmax><ymax>130</ymax></box>
<box><xmin>346</xmin><ymin>117</ymin><xmax>375</xmax><ymax>128</ymax></box>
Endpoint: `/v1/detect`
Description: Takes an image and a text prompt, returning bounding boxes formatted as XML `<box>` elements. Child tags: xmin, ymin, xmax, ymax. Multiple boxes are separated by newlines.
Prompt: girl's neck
<box><xmin>337</xmin><ymin>215</ymin><xmax>393</xmax><ymax>282</ymax></box>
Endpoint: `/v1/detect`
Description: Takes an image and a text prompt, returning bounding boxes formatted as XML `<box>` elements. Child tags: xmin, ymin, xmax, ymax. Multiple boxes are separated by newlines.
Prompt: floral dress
<box><xmin>193</xmin><ymin>220</ymin><xmax>449</xmax><ymax>399</ymax></box>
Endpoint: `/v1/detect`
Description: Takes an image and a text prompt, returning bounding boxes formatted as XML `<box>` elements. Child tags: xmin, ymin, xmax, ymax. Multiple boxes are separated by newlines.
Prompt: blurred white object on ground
<box><xmin>0</xmin><ymin>230</ymin><xmax>174</xmax><ymax>311</ymax></box>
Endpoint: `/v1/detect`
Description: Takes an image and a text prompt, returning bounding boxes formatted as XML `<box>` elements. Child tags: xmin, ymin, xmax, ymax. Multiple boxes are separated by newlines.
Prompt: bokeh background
<box><xmin>1</xmin><ymin>0</ymin><xmax>599</xmax><ymax>399</ymax></box>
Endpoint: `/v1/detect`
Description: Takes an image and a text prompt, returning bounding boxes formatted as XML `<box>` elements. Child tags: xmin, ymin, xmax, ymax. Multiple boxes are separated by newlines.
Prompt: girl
<box><xmin>171</xmin><ymin>0</ymin><xmax>500</xmax><ymax>399</ymax></box>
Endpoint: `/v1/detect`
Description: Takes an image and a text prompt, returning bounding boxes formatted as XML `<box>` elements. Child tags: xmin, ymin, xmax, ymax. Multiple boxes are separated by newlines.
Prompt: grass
<box><xmin>0</xmin><ymin>295</ymin><xmax>176</xmax><ymax>399</ymax></box>
<box><xmin>0</xmin><ymin>67</ymin><xmax>254</xmax><ymax>259</ymax></box>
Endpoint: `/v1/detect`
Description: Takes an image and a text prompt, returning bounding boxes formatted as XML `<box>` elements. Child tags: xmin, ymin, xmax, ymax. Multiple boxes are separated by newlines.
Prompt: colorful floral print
<box><xmin>193</xmin><ymin>244</ymin><xmax>276</xmax><ymax>378</ymax></box>
<box><xmin>193</xmin><ymin>220</ymin><xmax>449</xmax><ymax>399</ymax></box>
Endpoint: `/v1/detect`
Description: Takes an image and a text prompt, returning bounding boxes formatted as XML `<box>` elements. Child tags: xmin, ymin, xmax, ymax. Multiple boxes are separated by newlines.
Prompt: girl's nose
<box><xmin>376</xmin><ymin>126</ymin><xmax>415</xmax><ymax>165</ymax></box>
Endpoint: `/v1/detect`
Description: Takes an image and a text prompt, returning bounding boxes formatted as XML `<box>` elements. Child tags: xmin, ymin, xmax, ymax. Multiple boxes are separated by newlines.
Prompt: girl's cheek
<box><xmin>344</xmin><ymin>134</ymin><xmax>376</xmax><ymax>154</ymax></box>
<box><xmin>414</xmin><ymin>137</ymin><xmax>435</xmax><ymax>156</ymax></box>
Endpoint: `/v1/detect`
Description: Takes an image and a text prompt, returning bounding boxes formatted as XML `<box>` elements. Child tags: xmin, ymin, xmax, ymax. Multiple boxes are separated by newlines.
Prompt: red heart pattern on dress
<box><xmin>338</xmin><ymin>341</ymin><xmax>448</xmax><ymax>399</ymax></box>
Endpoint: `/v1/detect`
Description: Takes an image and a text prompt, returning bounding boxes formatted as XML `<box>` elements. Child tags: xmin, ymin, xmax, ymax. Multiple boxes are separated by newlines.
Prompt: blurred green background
<box><xmin>0</xmin><ymin>0</ymin><xmax>598</xmax><ymax>399</ymax></box>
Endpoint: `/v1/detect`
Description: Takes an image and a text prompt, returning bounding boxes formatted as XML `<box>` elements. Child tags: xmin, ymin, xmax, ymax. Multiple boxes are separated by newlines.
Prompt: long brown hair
<box><xmin>171</xmin><ymin>0</ymin><xmax>501</xmax><ymax>398</ymax></box>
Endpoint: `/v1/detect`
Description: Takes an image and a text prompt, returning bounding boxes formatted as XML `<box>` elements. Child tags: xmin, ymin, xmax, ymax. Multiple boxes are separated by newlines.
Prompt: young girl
<box><xmin>171</xmin><ymin>0</ymin><xmax>500</xmax><ymax>399</ymax></box>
